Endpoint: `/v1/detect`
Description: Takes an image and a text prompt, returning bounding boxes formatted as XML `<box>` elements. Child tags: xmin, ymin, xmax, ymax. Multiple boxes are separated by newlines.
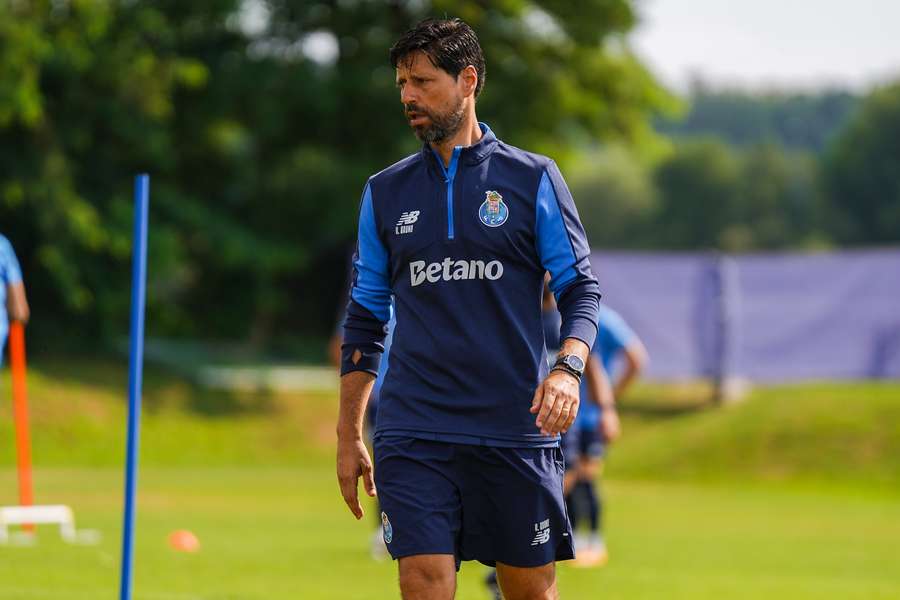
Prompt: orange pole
<box><xmin>10</xmin><ymin>321</ymin><xmax>34</xmax><ymax>521</ymax></box>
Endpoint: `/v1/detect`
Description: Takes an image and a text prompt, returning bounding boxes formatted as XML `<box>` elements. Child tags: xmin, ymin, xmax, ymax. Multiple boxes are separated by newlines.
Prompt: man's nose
<box><xmin>400</xmin><ymin>86</ymin><xmax>416</xmax><ymax>106</ymax></box>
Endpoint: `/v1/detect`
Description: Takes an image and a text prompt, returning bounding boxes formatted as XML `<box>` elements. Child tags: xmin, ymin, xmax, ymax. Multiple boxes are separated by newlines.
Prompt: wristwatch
<box><xmin>552</xmin><ymin>354</ymin><xmax>585</xmax><ymax>381</ymax></box>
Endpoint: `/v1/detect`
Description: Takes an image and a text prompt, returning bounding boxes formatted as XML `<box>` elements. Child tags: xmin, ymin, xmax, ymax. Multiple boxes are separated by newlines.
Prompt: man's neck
<box><xmin>430</xmin><ymin>111</ymin><xmax>482</xmax><ymax>168</ymax></box>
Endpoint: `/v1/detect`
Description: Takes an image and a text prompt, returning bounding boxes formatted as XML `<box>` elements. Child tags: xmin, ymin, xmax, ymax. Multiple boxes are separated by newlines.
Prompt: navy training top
<box><xmin>341</xmin><ymin>123</ymin><xmax>601</xmax><ymax>447</ymax></box>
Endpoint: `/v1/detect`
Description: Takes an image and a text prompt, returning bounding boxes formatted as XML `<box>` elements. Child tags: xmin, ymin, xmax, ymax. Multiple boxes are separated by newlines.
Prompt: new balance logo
<box><xmin>395</xmin><ymin>211</ymin><xmax>420</xmax><ymax>235</ymax></box>
<box><xmin>531</xmin><ymin>519</ymin><xmax>550</xmax><ymax>546</ymax></box>
<box><xmin>410</xmin><ymin>258</ymin><xmax>504</xmax><ymax>287</ymax></box>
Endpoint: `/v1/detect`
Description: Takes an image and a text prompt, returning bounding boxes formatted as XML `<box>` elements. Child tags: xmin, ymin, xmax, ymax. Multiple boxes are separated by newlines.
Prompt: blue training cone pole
<box><xmin>120</xmin><ymin>174</ymin><xmax>149</xmax><ymax>600</ymax></box>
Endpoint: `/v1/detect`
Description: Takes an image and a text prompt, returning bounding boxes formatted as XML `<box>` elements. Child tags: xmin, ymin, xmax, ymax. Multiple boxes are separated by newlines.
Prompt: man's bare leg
<box><xmin>398</xmin><ymin>554</ymin><xmax>456</xmax><ymax>600</ymax></box>
<box><xmin>496</xmin><ymin>561</ymin><xmax>558</xmax><ymax>600</ymax></box>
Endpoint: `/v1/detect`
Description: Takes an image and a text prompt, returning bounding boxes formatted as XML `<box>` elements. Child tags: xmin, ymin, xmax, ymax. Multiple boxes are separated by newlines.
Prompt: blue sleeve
<box><xmin>535</xmin><ymin>162</ymin><xmax>601</xmax><ymax>349</ymax></box>
<box><xmin>0</xmin><ymin>237</ymin><xmax>23</xmax><ymax>285</ymax></box>
<box><xmin>341</xmin><ymin>183</ymin><xmax>392</xmax><ymax>376</ymax></box>
<box><xmin>601</xmin><ymin>308</ymin><xmax>636</xmax><ymax>353</ymax></box>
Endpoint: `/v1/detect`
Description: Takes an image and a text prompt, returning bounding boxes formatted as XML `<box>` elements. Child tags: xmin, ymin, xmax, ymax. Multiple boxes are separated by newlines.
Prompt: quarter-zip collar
<box><xmin>421</xmin><ymin>123</ymin><xmax>497</xmax><ymax>241</ymax></box>
<box><xmin>422</xmin><ymin>122</ymin><xmax>498</xmax><ymax>177</ymax></box>
<box><xmin>432</xmin><ymin>145</ymin><xmax>462</xmax><ymax>240</ymax></box>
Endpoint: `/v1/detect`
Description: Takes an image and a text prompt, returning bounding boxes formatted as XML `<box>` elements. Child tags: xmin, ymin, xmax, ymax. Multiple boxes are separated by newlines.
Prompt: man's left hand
<box><xmin>530</xmin><ymin>370</ymin><xmax>580</xmax><ymax>436</ymax></box>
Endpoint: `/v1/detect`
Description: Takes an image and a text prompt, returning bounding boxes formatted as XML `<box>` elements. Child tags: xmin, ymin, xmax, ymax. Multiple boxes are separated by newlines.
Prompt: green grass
<box><xmin>1</xmin><ymin>360</ymin><xmax>899</xmax><ymax>598</ymax></box>
<box><xmin>609</xmin><ymin>381</ymin><xmax>900</xmax><ymax>488</ymax></box>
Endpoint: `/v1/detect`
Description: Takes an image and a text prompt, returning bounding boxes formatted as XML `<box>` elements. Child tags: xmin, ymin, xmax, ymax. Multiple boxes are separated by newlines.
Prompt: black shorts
<box><xmin>561</xmin><ymin>428</ymin><xmax>605</xmax><ymax>471</ymax></box>
<box><xmin>373</xmin><ymin>436</ymin><xmax>575</xmax><ymax>569</ymax></box>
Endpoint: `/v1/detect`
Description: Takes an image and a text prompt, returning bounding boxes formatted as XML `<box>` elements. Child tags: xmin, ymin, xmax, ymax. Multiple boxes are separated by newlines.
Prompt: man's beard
<box><xmin>405</xmin><ymin>97</ymin><xmax>465</xmax><ymax>144</ymax></box>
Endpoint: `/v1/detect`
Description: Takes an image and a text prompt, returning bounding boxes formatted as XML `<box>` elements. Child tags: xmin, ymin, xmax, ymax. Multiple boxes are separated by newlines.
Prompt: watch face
<box><xmin>565</xmin><ymin>355</ymin><xmax>585</xmax><ymax>372</ymax></box>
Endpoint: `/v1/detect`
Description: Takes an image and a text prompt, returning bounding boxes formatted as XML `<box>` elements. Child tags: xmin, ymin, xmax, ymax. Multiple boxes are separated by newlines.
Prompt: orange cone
<box><xmin>168</xmin><ymin>530</ymin><xmax>200</xmax><ymax>552</ymax></box>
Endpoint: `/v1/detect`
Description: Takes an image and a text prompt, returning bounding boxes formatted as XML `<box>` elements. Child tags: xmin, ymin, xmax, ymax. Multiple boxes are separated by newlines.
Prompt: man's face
<box><xmin>396</xmin><ymin>51</ymin><xmax>466</xmax><ymax>144</ymax></box>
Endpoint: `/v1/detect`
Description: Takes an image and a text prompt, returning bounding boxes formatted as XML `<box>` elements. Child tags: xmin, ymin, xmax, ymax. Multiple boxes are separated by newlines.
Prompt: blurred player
<box><xmin>565</xmin><ymin>303</ymin><xmax>646</xmax><ymax>567</ymax></box>
<box><xmin>0</xmin><ymin>233</ymin><xmax>29</xmax><ymax>365</ymax></box>
<box><xmin>336</xmin><ymin>17</ymin><xmax>601</xmax><ymax>599</ymax></box>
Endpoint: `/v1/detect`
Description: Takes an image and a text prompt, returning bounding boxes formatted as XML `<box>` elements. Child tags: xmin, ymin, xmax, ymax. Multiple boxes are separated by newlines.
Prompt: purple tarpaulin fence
<box><xmin>591</xmin><ymin>249</ymin><xmax>900</xmax><ymax>382</ymax></box>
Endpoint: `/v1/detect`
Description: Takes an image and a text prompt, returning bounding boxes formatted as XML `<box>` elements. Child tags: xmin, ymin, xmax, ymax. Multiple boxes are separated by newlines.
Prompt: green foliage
<box><xmin>823</xmin><ymin>82</ymin><xmax>900</xmax><ymax>245</ymax></box>
<box><xmin>2</xmin><ymin>2</ymin><xmax>893</xmax><ymax>347</ymax></box>
<box><xmin>652</xmin><ymin>138</ymin><xmax>743</xmax><ymax>249</ymax></box>
<box><xmin>571</xmin><ymin>82</ymin><xmax>900</xmax><ymax>252</ymax></box>
<box><xmin>571</xmin><ymin>139</ymin><xmax>826</xmax><ymax>251</ymax></box>
<box><xmin>658</xmin><ymin>83</ymin><xmax>859</xmax><ymax>153</ymax></box>
<box><xmin>568</xmin><ymin>145</ymin><xmax>658</xmax><ymax>248</ymax></box>
<box><xmin>728</xmin><ymin>143</ymin><xmax>825</xmax><ymax>250</ymax></box>
<box><xmin>0</xmin><ymin>1</ymin><xmax>672</xmax><ymax>347</ymax></box>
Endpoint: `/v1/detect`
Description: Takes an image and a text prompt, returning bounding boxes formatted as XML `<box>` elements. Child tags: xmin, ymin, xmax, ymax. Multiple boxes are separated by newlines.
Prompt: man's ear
<box><xmin>459</xmin><ymin>65</ymin><xmax>478</xmax><ymax>98</ymax></box>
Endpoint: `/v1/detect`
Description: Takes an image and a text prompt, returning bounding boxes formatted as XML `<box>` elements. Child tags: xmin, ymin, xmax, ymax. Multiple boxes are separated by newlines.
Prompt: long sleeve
<box><xmin>535</xmin><ymin>162</ymin><xmax>601</xmax><ymax>349</ymax></box>
<box><xmin>341</xmin><ymin>183</ymin><xmax>392</xmax><ymax>376</ymax></box>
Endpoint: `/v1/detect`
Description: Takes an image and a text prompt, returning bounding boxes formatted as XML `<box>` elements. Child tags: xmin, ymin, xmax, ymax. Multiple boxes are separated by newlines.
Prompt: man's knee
<box><xmin>398</xmin><ymin>554</ymin><xmax>456</xmax><ymax>600</ymax></box>
<box><xmin>496</xmin><ymin>561</ymin><xmax>558</xmax><ymax>600</ymax></box>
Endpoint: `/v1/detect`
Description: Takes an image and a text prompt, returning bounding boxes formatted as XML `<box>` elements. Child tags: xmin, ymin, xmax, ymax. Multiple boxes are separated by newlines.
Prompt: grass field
<box><xmin>1</xmin><ymin>360</ymin><xmax>899</xmax><ymax>599</ymax></box>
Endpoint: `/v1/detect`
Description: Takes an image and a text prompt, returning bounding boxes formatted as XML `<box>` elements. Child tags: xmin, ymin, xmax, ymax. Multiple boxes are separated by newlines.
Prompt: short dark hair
<box><xmin>389</xmin><ymin>18</ymin><xmax>486</xmax><ymax>98</ymax></box>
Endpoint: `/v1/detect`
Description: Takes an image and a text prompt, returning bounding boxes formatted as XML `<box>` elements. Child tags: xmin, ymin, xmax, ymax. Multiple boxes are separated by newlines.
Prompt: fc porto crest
<box><xmin>381</xmin><ymin>511</ymin><xmax>393</xmax><ymax>544</ymax></box>
<box><xmin>478</xmin><ymin>190</ymin><xmax>509</xmax><ymax>227</ymax></box>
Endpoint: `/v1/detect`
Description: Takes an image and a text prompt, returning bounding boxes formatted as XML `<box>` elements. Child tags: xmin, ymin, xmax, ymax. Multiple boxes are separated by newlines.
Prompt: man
<box><xmin>564</xmin><ymin>303</ymin><xmax>646</xmax><ymax>567</ymax></box>
<box><xmin>336</xmin><ymin>18</ymin><xmax>601</xmax><ymax>600</ymax></box>
<box><xmin>0</xmin><ymin>234</ymin><xmax>29</xmax><ymax>365</ymax></box>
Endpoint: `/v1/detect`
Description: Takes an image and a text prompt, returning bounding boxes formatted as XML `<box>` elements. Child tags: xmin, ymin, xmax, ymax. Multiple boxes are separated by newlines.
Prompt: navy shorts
<box><xmin>373</xmin><ymin>436</ymin><xmax>574</xmax><ymax>569</ymax></box>
<box><xmin>561</xmin><ymin>428</ymin><xmax>605</xmax><ymax>471</ymax></box>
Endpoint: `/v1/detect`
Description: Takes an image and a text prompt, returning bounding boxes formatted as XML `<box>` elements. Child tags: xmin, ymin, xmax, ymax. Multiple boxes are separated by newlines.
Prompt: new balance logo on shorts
<box><xmin>531</xmin><ymin>519</ymin><xmax>550</xmax><ymax>546</ymax></box>
<box><xmin>395</xmin><ymin>210</ymin><xmax>419</xmax><ymax>235</ymax></box>
<box><xmin>409</xmin><ymin>258</ymin><xmax>504</xmax><ymax>286</ymax></box>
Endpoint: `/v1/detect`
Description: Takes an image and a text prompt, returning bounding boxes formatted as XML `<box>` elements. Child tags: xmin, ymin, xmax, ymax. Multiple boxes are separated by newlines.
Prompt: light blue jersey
<box><xmin>576</xmin><ymin>304</ymin><xmax>636</xmax><ymax>431</ymax></box>
<box><xmin>0</xmin><ymin>234</ymin><xmax>24</xmax><ymax>364</ymax></box>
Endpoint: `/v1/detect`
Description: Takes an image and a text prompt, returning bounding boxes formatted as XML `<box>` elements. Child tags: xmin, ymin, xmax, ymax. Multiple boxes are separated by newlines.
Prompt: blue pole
<box><xmin>120</xmin><ymin>174</ymin><xmax>149</xmax><ymax>600</ymax></box>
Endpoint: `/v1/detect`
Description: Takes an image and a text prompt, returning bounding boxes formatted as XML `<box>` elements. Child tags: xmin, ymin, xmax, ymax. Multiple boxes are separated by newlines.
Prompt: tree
<box><xmin>652</xmin><ymin>139</ymin><xmax>742</xmax><ymax>250</ymax></box>
<box><xmin>727</xmin><ymin>143</ymin><xmax>823</xmax><ymax>251</ymax></box>
<box><xmin>646</xmin><ymin>140</ymin><xmax>825</xmax><ymax>251</ymax></box>
<box><xmin>658</xmin><ymin>82</ymin><xmax>858</xmax><ymax>154</ymax></box>
<box><xmin>568</xmin><ymin>145</ymin><xmax>657</xmax><ymax>248</ymax></box>
<box><xmin>0</xmin><ymin>1</ymin><xmax>673</xmax><ymax>348</ymax></box>
<box><xmin>823</xmin><ymin>82</ymin><xmax>900</xmax><ymax>245</ymax></box>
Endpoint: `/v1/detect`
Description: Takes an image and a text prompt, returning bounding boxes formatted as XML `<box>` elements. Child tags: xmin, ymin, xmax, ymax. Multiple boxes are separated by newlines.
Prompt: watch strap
<box><xmin>551</xmin><ymin>363</ymin><xmax>583</xmax><ymax>382</ymax></box>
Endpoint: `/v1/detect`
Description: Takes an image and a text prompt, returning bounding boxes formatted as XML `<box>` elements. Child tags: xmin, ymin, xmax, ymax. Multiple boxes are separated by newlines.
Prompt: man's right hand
<box><xmin>599</xmin><ymin>406</ymin><xmax>621</xmax><ymax>443</ymax></box>
<box><xmin>336</xmin><ymin>436</ymin><xmax>377</xmax><ymax>520</ymax></box>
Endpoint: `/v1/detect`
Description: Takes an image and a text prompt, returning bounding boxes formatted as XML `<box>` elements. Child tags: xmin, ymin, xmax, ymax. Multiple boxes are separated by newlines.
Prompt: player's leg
<box><xmin>495</xmin><ymin>561</ymin><xmax>558</xmax><ymax>600</ymax></box>
<box><xmin>484</xmin><ymin>567</ymin><xmax>502</xmax><ymax>600</ymax></box>
<box><xmin>560</xmin><ymin>428</ymin><xmax>580</xmax><ymax>531</ymax></box>
<box><xmin>577</xmin><ymin>461</ymin><xmax>601</xmax><ymax>541</ymax></box>
<box><xmin>574</xmin><ymin>432</ymin><xmax>607</xmax><ymax>566</ymax></box>
<box><xmin>398</xmin><ymin>554</ymin><xmax>456</xmax><ymax>600</ymax></box>
<box><xmin>373</xmin><ymin>436</ymin><xmax>462</xmax><ymax>598</ymax></box>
